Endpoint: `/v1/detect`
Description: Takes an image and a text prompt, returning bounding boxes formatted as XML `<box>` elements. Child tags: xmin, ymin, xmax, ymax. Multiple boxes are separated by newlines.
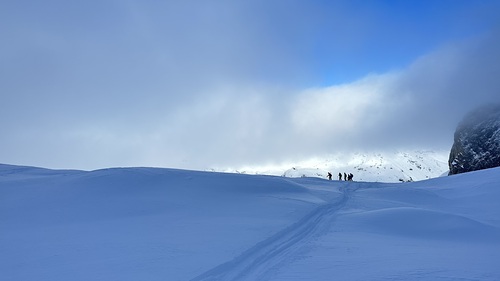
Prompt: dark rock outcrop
<box><xmin>448</xmin><ymin>104</ymin><xmax>500</xmax><ymax>175</ymax></box>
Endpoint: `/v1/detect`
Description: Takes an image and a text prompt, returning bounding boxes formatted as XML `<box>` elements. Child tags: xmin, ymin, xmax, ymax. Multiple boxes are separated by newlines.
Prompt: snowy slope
<box><xmin>215</xmin><ymin>150</ymin><xmax>449</xmax><ymax>183</ymax></box>
<box><xmin>1</xmin><ymin>163</ymin><xmax>499</xmax><ymax>280</ymax></box>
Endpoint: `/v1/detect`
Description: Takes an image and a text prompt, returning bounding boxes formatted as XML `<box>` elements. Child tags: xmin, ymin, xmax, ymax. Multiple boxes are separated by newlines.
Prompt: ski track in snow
<box><xmin>190</xmin><ymin>182</ymin><xmax>361</xmax><ymax>281</ymax></box>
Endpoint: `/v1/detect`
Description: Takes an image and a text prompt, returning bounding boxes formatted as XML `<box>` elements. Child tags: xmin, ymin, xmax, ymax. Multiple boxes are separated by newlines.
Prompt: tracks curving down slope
<box><xmin>190</xmin><ymin>183</ymin><xmax>359</xmax><ymax>281</ymax></box>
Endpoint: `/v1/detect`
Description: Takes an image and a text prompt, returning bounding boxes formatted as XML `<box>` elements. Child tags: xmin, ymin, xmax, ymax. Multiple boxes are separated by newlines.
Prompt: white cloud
<box><xmin>2</xmin><ymin>2</ymin><xmax>500</xmax><ymax>170</ymax></box>
<box><xmin>290</xmin><ymin>73</ymin><xmax>399</xmax><ymax>140</ymax></box>
<box><xmin>73</xmin><ymin>32</ymin><xmax>500</xmax><ymax>170</ymax></box>
<box><xmin>279</xmin><ymin>31</ymin><xmax>500</xmax><ymax>159</ymax></box>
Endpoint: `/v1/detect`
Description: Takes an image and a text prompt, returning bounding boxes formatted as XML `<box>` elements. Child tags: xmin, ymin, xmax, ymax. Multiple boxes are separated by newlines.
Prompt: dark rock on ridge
<box><xmin>448</xmin><ymin>104</ymin><xmax>500</xmax><ymax>175</ymax></box>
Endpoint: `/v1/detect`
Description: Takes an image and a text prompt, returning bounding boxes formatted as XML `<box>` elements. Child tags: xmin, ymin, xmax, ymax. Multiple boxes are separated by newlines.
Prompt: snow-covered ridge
<box><xmin>213</xmin><ymin>150</ymin><xmax>449</xmax><ymax>183</ymax></box>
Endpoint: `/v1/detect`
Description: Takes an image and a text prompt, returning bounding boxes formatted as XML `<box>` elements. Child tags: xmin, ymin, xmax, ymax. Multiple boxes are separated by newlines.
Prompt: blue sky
<box><xmin>303</xmin><ymin>0</ymin><xmax>499</xmax><ymax>85</ymax></box>
<box><xmin>1</xmin><ymin>0</ymin><xmax>500</xmax><ymax>170</ymax></box>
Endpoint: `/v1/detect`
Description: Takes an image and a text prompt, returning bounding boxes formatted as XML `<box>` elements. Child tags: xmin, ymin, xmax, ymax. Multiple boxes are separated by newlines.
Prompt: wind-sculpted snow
<box><xmin>340</xmin><ymin>207</ymin><xmax>500</xmax><ymax>241</ymax></box>
<box><xmin>1</xmin><ymin>164</ymin><xmax>500</xmax><ymax>280</ymax></box>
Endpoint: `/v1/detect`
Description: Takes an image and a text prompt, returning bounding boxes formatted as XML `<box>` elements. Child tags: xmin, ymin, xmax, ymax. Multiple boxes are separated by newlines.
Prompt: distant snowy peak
<box><xmin>215</xmin><ymin>150</ymin><xmax>449</xmax><ymax>183</ymax></box>
<box><xmin>449</xmin><ymin>104</ymin><xmax>500</xmax><ymax>175</ymax></box>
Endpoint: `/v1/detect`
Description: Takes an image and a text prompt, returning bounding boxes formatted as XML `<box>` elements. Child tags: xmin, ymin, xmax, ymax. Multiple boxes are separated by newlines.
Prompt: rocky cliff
<box><xmin>448</xmin><ymin>104</ymin><xmax>500</xmax><ymax>175</ymax></box>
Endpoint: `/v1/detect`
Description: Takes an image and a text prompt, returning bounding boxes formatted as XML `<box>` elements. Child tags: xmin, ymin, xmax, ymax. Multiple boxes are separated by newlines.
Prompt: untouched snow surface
<box><xmin>1</xmin><ymin>164</ymin><xmax>499</xmax><ymax>280</ymax></box>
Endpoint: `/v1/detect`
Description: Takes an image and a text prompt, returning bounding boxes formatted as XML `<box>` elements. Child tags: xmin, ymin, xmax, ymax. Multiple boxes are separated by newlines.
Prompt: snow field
<box><xmin>1</xmin><ymin>164</ymin><xmax>499</xmax><ymax>280</ymax></box>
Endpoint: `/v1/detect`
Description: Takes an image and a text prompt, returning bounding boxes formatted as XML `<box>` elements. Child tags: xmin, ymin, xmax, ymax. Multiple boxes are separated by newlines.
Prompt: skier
<box><xmin>338</xmin><ymin>173</ymin><xmax>342</xmax><ymax>181</ymax></box>
<box><xmin>344</xmin><ymin>172</ymin><xmax>347</xmax><ymax>181</ymax></box>
<box><xmin>327</xmin><ymin>172</ymin><xmax>332</xmax><ymax>180</ymax></box>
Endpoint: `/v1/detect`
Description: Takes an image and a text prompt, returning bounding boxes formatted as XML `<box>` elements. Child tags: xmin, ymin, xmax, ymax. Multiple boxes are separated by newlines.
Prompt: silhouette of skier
<box><xmin>327</xmin><ymin>172</ymin><xmax>332</xmax><ymax>180</ymax></box>
<box><xmin>338</xmin><ymin>173</ymin><xmax>342</xmax><ymax>181</ymax></box>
